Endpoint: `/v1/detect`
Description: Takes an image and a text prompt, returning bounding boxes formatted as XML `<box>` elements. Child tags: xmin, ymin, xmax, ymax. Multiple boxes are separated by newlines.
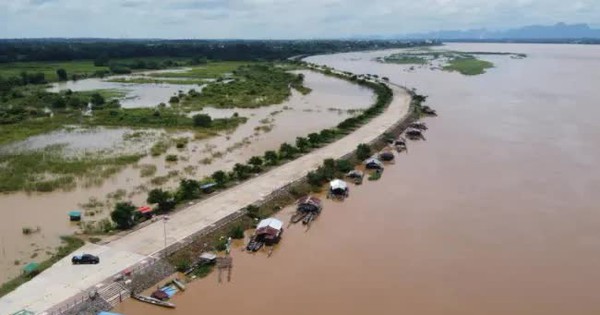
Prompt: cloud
<box><xmin>1</xmin><ymin>0</ymin><xmax>599</xmax><ymax>38</ymax></box>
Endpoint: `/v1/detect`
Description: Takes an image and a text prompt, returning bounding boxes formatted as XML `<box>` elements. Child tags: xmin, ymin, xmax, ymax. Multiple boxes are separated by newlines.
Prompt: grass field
<box><xmin>443</xmin><ymin>57</ymin><xmax>494</xmax><ymax>75</ymax></box>
<box><xmin>0</xmin><ymin>60</ymin><xmax>108</xmax><ymax>82</ymax></box>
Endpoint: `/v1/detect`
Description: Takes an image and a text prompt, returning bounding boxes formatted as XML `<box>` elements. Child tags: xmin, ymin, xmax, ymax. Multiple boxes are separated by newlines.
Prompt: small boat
<box><xmin>290</xmin><ymin>212</ymin><xmax>308</xmax><ymax>223</ymax></box>
<box><xmin>364</xmin><ymin>157</ymin><xmax>384</xmax><ymax>170</ymax></box>
<box><xmin>173</xmin><ymin>278</ymin><xmax>186</xmax><ymax>291</ymax></box>
<box><xmin>302</xmin><ymin>212</ymin><xmax>315</xmax><ymax>225</ymax></box>
<box><xmin>405</xmin><ymin>128</ymin><xmax>424</xmax><ymax>140</ymax></box>
<box><xmin>409</xmin><ymin>121</ymin><xmax>428</xmax><ymax>130</ymax></box>
<box><xmin>421</xmin><ymin>106</ymin><xmax>437</xmax><ymax>116</ymax></box>
<box><xmin>246</xmin><ymin>239</ymin><xmax>264</xmax><ymax>252</ymax></box>
<box><xmin>378</xmin><ymin>151</ymin><xmax>395</xmax><ymax>162</ymax></box>
<box><xmin>394</xmin><ymin>137</ymin><xmax>406</xmax><ymax>147</ymax></box>
<box><xmin>345</xmin><ymin>170</ymin><xmax>364</xmax><ymax>185</ymax></box>
<box><xmin>132</xmin><ymin>294</ymin><xmax>176</xmax><ymax>308</ymax></box>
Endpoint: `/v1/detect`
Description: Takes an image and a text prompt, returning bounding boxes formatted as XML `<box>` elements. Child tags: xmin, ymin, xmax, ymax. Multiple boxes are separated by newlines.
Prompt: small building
<box><xmin>328</xmin><ymin>179</ymin><xmax>349</xmax><ymax>198</ymax></box>
<box><xmin>247</xmin><ymin>218</ymin><xmax>284</xmax><ymax>251</ymax></box>
<box><xmin>68</xmin><ymin>211</ymin><xmax>82</xmax><ymax>221</ymax></box>
<box><xmin>364</xmin><ymin>157</ymin><xmax>384</xmax><ymax>170</ymax></box>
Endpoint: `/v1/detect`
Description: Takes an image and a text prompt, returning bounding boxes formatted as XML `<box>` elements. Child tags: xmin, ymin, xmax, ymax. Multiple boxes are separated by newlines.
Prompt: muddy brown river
<box><xmin>115</xmin><ymin>43</ymin><xmax>600</xmax><ymax>315</ymax></box>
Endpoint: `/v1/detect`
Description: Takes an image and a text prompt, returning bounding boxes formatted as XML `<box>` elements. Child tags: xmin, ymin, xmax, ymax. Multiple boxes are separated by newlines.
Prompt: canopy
<box><xmin>199</xmin><ymin>252</ymin><xmax>217</xmax><ymax>261</ymax></box>
<box><xmin>22</xmin><ymin>262</ymin><xmax>39</xmax><ymax>274</ymax></box>
<box><xmin>364</xmin><ymin>158</ymin><xmax>383</xmax><ymax>167</ymax></box>
<box><xmin>297</xmin><ymin>196</ymin><xmax>322</xmax><ymax>207</ymax></box>
<box><xmin>256</xmin><ymin>218</ymin><xmax>283</xmax><ymax>231</ymax></box>
<box><xmin>138</xmin><ymin>206</ymin><xmax>152</xmax><ymax>214</ymax></box>
<box><xmin>346</xmin><ymin>170</ymin><xmax>364</xmax><ymax>178</ymax></box>
<box><xmin>68</xmin><ymin>211</ymin><xmax>81</xmax><ymax>217</ymax></box>
<box><xmin>329</xmin><ymin>179</ymin><xmax>348</xmax><ymax>191</ymax></box>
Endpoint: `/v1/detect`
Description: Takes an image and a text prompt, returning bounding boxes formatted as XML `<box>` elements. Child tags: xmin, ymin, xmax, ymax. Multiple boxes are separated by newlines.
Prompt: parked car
<box><xmin>71</xmin><ymin>254</ymin><xmax>99</xmax><ymax>264</ymax></box>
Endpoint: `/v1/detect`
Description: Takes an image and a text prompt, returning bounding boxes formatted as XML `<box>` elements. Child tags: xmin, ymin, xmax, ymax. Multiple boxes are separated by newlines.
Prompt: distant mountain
<box><xmin>399</xmin><ymin>23</ymin><xmax>600</xmax><ymax>40</ymax></box>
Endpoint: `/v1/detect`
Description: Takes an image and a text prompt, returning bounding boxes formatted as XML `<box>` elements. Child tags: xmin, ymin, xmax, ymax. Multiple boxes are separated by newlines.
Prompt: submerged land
<box><xmin>379</xmin><ymin>49</ymin><xmax>526</xmax><ymax>75</ymax></box>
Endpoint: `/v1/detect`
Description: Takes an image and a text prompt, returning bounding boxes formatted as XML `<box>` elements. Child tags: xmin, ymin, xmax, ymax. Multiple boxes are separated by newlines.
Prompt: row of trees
<box><xmin>0</xmin><ymin>40</ymin><xmax>437</xmax><ymax>63</ymax></box>
<box><xmin>109</xmin><ymin>66</ymin><xmax>397</xmax><ymax>230</ymax></box>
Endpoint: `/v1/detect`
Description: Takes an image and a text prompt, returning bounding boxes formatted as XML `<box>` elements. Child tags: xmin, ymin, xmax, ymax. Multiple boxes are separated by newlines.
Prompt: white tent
<box><xmin>329</xmin><ymin>179</ymin><xmax>348</xmax><ymax>191</ymax></box>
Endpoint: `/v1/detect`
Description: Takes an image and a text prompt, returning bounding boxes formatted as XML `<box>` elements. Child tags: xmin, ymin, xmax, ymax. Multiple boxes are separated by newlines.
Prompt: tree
<box><xmin>176</xmin><ymin>179</ymin><xmax>201</xmax><ymax>201</ymax></box>
<box><xmin>94</xmin><ymin>56</ymin><xmax>109</xmax><ymax>66</ymax></box>
<box><xmin>295</xmin><ymin>136</ymin><xmax>310</xmax><ymax>153</ymax></box>
<box><xmin>335</xmin><ymin>159</ymin><xmax>353</xmax><ymax>173</ymax></box>
<box><xmin>307</xmin><ymin>132</ymin><xmax>322</xmax><ymax>146</ymax></box>
<box><xmin>111</xmin><ymin>202</ymin><xmax>136</xmax><ymax>229</ymax></box>
<box><xmin>279</xmin><ymin>142</ymin><xmax>298</xmax><ymax>160</ymax></box>
<box><xmin>147</xmin><ymin>189</ymin><xmax>175</xmax><ymax>213</ymax></box>
<box><xmin>233</xmin><ymin>163</ymin><xmax>251</xmax><ymax>180</ymax></box>
<box><xmin>90</xmin><ymin>93</ymin><xmax>105</xmax><ymax>109</ymax></box>
<box><xmin>264</xmin><ymin>150</ymin><xmax>278</xmax><ymax>166</ymax></box>
<box><xmin>52</xmin><ymin>97</ymin><xmax>66</xmax><ymax>109</ymax></box>
<box><xmin>356</xmin><ymin>143</ymin><xmax>372</xmax><ymax>161</ymax></box>
<box><xmin>169</xmin><ymin>96</ymin><xmax>179</xmax><ymax>103</ymax></box>
<box><xmin>193</xmin><ymin>113</ymin><xmax>212</xmax><ymax>127</ymax></box>
<box><xmin>248</xmin><ymin>156</ymin><xmax>263</xmax><ymax>173</ymax></box>
<box><xmin>211</xmin><ymin>170</ymin><xmax>228</xmax><ymax>188</ymax></box>
<box><xmin>56</xmin><ymin>68</ymin><xmax>68</xmax><ymax>81</ymax></box>
<box><xmin>67</xmin><ymin>96</ymin><xmax>85</xmax><ymax>109</ymax></box>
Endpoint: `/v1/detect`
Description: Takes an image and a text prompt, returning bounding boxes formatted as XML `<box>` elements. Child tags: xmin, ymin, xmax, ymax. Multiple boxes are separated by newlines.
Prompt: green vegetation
<box><xmin>111</xmin><ymin>202</ymin><xmax>137</xmax><ymax>229</ymax></box>
<box><xmin>443</xmin><ymin>57</ymin><xmax>494</xmax><ymax>75</ymax></box>
<box><xmin>0</xmin><ymin>146</ymin><xmax>142</xmax><ymax>192</ymax></box>
<box><xmin>0</xmin><ymin>60</ymin><xmax>109</xmax><ymax>82</ymax></box>
<box><xmin>383</xmin><ymin>55</ymin><xmax>428</xmax><ymax>64</ymax></box>
<box><xmin>179</xmin><ymin>64</ymin><xmax>309</xmax><ymax>109</ymax></box>
<box><xmin>0</xmin><ymin>236</ymin><xmax>84</xmax><ymax>298</ymax></box>
<box><xmin>379</xmin><ymin>49</ymin><xmax>526</xmax><ymax>75</ymax></box>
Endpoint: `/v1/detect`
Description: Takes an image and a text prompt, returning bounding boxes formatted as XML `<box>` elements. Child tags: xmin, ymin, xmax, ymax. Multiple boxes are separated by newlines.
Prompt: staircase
<box><xmin>97</xmin><ymin>282</ymin><xmax>131</xmax><ymax>307</ymax></box>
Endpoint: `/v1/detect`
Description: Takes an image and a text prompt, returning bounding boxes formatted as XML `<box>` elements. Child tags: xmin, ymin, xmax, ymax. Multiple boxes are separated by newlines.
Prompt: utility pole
<box><xmin>163</xmin><ymin>215</ymin><xmax>169</xmax><ymax>258</ymax></box>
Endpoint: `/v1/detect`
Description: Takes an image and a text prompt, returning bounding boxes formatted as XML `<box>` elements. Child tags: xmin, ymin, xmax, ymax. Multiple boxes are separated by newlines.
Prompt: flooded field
<box><xmin>0</xmin><ymin>70</ymin><xmax>373</xmax><ymax>282</ymax></box>
<box><xmin>116</xmin><ymin>43</ymin><xmax>600</xmax><ymax>315</ymax></box>
<box><xmin>48</xmin><ymin>70</ymin><xmax>200</xmax><ymax>109</ymax></box>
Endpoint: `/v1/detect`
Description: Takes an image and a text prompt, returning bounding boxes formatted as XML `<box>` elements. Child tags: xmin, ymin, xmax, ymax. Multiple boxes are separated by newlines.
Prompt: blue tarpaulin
<box><xmin>98</xmin><ymin>312</ymin><xmax>123</xmax><ymax>315</ymax></box>
<box><xmin>160</xmin><ymin>285</ymin><xmax>178</xmax><ymax>298</ymax></box>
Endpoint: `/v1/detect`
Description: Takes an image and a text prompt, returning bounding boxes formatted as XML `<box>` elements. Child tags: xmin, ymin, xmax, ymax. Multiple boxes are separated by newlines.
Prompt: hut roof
<box><xmin>297</xmin><ymin>196</ymin><xmax>322</xmax><ymax>207</ymax></box>
<box><xmin>138</xmin><ymin>206</ymin><xmax>152</xmax><ymax>214</ymax></box>
<box><xmin>22</xmin><ymin>262</ymin><xmax>39</xmax><ymax>274</ymax></box>
<box><xmin>329</xmin><ymin>179</ymin><xmax>348</xmax><ymax>190</ymax></box>
<box><xmin>256</xmin><ymin>218</ymin><xmax>283</xmax><ymax>236</ymax></box>
<box><xmin>364</xmin><ymin>158</ymin><xmax>383</xmax><ymax>167</ymax></box>
<box><xmin>200</xmin><ymin>182</ymin><xmax>217</xmax><ymax>190</ymax></box>
<box><xmin>68</xmin><ymin>211</ymin><xmax>81</xmax><ymax>217</ymax></box>
<box><xmin>346</xmin><ymin>170</ymin><xmax>364</xmax><ymax>178</ymax></box>
<box><xmin>257</xmin><ymin>218</ymin><xmax>283</xmax><ymax>231</ymax></box>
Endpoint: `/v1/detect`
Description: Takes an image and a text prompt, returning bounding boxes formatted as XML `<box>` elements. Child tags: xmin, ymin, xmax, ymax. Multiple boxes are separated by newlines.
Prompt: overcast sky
<box><xmin>1</xmin><ymin>0</ymin><xmax>599</xmax><ymax>39</ymax></box>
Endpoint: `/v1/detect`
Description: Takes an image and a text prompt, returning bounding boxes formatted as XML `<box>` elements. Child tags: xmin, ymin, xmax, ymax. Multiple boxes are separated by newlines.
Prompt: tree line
<box><xmin>0</xmin><ymin>39</ymin><xmax>437</xmax><ymax>63</ymax></box>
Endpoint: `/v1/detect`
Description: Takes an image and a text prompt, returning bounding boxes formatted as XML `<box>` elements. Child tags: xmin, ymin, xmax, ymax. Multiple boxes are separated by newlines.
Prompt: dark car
<box><xmin>71</xmin><ymin>254</ymin><xmax>99</xmax><ymax>264</ymax></box>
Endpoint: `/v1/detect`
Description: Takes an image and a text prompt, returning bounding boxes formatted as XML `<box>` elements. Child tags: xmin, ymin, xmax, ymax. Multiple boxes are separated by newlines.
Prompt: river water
<box><xmin>0</xmin><ymin>70</ymin><xmax>373</xmax><ymax>282</ymax></box>
<box><xmin>115</xmin><ymin>43</ymin><xmax>600</xmax><ymax>315</ymax></box>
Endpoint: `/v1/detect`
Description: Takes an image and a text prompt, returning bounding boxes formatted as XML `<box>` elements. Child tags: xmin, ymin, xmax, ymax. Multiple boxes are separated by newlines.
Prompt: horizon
<box><xmin>1</xmin><ymin>0</ymin><xmax>599</xmax><ymax>39</ymax></box>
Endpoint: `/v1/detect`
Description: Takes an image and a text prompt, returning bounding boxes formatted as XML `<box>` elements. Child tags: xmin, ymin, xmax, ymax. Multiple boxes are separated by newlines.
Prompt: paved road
<box><xmin>0</xmin><ymin>84</ymin><xmax>410</xmax><ymax>315</ymax></box>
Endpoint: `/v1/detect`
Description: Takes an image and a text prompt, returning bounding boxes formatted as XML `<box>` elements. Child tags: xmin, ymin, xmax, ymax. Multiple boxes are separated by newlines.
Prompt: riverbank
<box><xmin>0</xmin><ymin>72</ymin><xmax>412</xmax><ymax>315</ymax></box>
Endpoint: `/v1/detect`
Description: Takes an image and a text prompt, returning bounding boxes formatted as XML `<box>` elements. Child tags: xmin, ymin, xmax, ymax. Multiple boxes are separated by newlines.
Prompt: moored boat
<box><xmin>132</xmin><ymin>294</ymin><xmax>176</xmax><ymax>308</ymax></box>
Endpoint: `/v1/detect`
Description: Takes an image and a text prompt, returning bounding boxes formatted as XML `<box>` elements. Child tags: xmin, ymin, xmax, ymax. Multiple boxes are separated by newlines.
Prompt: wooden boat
<box><xmin>406</xmin><ymin>128</ymin><xmax>424</xmax><ymax>140</ymax></box>
<box><xmin>132</xmin><ymin>294</ymin><xmax>176</xmax><ymax>308</ymax></box>
<box><xmin>173</xmin><ymin>278</ymin><xmax>186</xmax><ymax>291</ymax></box>
<box><xmin>302</xmin><ymin>212</ymin><xmax>315</xmax><ymax>225</ymax></box>
<box><xmin>290</xmin><ymin>212</ymin><xmax>308</xmax><ymax>223</ymax></box>
<box><xmin>247</xmin><ymin>218</ymin><xmax>283</xmax><ymax>252</ymax></box>
<box><xmin>421</xmin><ymin>106</ymin><xmax>437</xmax><ymax>116</ymax></box>
<box><xmin>246</xmin><ymin>238</ymin><xmax>264</xmax><ymax>252</ymax></box>
<box><xmin>409</xmin><ymin>121</ymin><xmax>428</xmax><ymax>130</ymax></box>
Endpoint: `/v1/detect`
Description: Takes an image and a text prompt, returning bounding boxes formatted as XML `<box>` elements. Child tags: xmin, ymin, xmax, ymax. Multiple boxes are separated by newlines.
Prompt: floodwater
<box><xmin>116</xmin><ymin>43</ymin><xmax>600</xmax><ymax>315</ymax></box>
<box><xmin>48</xmin><ymin>68</ymin><xmax>199</xmax><ymax>108</ymax></box>
<box><xmin>0</xmin><ymin>70</ymin><xmax>373</xmax><ymax>283</ymax></box>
